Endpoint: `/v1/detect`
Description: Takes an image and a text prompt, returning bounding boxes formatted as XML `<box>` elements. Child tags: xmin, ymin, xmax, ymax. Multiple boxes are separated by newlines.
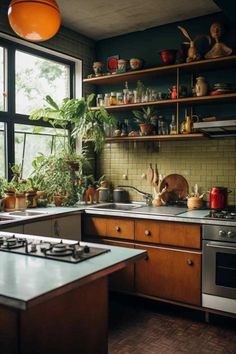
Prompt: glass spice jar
<box><xmin>116</xmin><ymin>92</ymin><xmax>123</xmax><ymax>105</ymax></box>
<box><xmin>109</xmin><ymin>92</ymin><xmax>117</xmax><ymax>105</ymax></box>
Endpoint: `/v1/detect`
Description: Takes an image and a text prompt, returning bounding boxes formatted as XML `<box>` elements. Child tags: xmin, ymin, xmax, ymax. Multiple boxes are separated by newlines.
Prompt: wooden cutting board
<box><xmin>147</xmin><ymin>164</ymin><xmax>154</xmax><ymax>184</ymax></box>
<box><xmin>160</xmin><ymin>174</ymin><xmax>189</xmax><ymax>202</ymax></box>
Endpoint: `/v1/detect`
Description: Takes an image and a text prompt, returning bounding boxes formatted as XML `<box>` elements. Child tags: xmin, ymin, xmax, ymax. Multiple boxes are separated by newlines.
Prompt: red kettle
<box><xmin>209</xmin><ymin>187</ymin><xmax>231</xmax><ymax>209</ymax></box>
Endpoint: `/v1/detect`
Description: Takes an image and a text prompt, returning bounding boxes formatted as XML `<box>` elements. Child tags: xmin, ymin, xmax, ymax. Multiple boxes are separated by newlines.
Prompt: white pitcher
<box><xmin>195</xmin><ymin>76</ymin><xmax>208</xmax><ymax>97</ymax></box>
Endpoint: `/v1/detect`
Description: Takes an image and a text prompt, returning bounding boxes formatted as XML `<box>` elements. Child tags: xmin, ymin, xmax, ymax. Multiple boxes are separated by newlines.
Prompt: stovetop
<box><xmin>0</xmin><ymin>233</ymin><xmax>109</xmax><ymax>264</ymax></box>
<box><xmin>206</xmin><ymin>208</ymin><xmax>236</xmax><ymax>220</ymax></box>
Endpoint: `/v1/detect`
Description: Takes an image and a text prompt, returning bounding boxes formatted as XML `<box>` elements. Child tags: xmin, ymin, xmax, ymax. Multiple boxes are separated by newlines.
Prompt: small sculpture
<box><xmin>178</xmin><ymin>26</ymin><xmax>210</xmax><ymax>62</ymax></box>
<box><xmin>205</xmin><ymin>22</ymin><xmax>232</xmax><ymax>59</ymax></box>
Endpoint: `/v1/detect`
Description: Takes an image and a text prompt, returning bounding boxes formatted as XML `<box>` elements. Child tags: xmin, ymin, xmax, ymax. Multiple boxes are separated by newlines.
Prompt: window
<box><xmin>15</xmin><ymin>51</ymin><xmax>70</xmax><ymax>115</ymax></box>
<box><xmin>15</xmin><ymin>124</ymin><xmax>68</xmax><ymax>178</ymax></box>
<box><xmin>0</xmin><ymin>35</ymin><xmax>80</xmax><ymax>179</ymax></box>
<box><xmin>0</xmin><ymin>122</ymin><xmax>6</xmax><ymax>177</ymax></box>
<box><xmin>0</xmin><ymin>46</ymin><xmax>7</xmax><ymax>112</ymax></box>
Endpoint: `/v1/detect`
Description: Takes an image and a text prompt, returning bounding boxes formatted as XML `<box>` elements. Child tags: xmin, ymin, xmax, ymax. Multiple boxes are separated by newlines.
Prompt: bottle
<box><xmin>96</xmin><ymin>94</ymin><xmax>104</xmax><ymax>107</ymax></box>
<box><xmin>169</xmin><ymin>114</ymin><xmax>177</xmax><ymax>134</ymax></box>
<box><xmin>104</xmin><ymin>93</ymin><xmax>110</xmax><ymax>106</ymax></box>
<box><xmin>170</xmin><ymin>85</ymin><xmax>177</xmax><ymax>99</ymax></box>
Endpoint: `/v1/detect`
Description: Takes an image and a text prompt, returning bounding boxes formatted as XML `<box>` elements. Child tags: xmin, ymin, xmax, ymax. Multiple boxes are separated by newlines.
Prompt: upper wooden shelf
<box><xmin>83</xmin><ymin>55</ymin><xmax>236</xmax><ymax>85</ymax></box>
<box><xmin>90</xmin><ymin>92</ymin><xmax>236</xmax><ymax>112</ymax></box>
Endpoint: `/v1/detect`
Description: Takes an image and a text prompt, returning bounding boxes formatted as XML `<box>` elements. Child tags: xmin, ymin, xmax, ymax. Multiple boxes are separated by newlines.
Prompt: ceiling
<box><xmin>56</xmin><ymin>0</ymin><xmax>220</xmax><ymax>40</ymax></box>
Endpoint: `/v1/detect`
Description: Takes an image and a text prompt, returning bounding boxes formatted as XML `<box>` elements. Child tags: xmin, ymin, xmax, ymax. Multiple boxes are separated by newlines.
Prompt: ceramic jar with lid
<box><xmin>195</xmin><ymin>76</ymin><xmax>208</xmax><ymax>97</ymax></box>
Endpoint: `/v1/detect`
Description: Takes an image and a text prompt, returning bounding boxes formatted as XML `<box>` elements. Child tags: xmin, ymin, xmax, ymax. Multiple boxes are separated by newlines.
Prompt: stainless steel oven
<box><xmin>202</xmin><ymin>224</ymin><xmax>236</xmax><ymax>314</ymax></box>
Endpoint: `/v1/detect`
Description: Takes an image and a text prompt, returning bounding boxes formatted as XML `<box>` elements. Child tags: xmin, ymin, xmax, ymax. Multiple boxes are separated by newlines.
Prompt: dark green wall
<box><xmin>95</xmin><ymin>12</ymin><xmax>236</xmax><ymax>67</ymax></box>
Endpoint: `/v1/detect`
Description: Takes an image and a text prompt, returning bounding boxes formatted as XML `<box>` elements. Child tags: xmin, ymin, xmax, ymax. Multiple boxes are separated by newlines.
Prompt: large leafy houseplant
<box><xmin>132</xmin><ymin>106</ymin><xmax>157</xmax><ymax>135</ymax></box>
<box><xmin>29</xmin><ymin>94</ymin><xmax>117</xmax><ymax>152</ymax></box>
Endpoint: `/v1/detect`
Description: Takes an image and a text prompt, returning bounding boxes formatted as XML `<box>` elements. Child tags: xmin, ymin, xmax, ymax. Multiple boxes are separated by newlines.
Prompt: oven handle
<box><xmin>206</xmin><ymin>243</ymin><xmax>236</xmax><ymax>251</ymax></box>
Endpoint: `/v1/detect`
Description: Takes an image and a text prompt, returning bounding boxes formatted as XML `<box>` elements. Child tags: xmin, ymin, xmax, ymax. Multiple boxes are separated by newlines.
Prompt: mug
<box><xmin>117</xmin><ymin>59</ymin><xmax>127</xmax><ymax>73</ymax></box>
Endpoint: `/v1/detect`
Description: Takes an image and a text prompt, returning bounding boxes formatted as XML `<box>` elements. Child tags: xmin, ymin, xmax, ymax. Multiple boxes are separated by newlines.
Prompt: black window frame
<box><xmin>0</xmin><ymin>37</ymin><xmax>76</xmax><ymax>180</ymax></box>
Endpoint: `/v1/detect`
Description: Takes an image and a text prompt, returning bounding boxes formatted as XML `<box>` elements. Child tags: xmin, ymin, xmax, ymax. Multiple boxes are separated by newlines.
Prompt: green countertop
<box><xmin>0</xmin><ymin>233</ymin><xmax>146</xmax><ymax>310</ymax></box>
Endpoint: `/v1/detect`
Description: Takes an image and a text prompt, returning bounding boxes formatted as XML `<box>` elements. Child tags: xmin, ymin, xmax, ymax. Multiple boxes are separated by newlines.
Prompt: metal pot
<box><xmin>209</xmin><ymin>186</ymin><xmax>231</xmax><ymax>209</ymax></box>
<box><xmin>113</xmin><ymin>188</ymin><xmax>129</xmax><ymax>203</ymax></box>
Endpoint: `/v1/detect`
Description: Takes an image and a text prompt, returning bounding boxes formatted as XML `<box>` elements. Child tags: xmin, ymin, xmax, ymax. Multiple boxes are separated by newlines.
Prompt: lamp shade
<box><xmin>8</xmin><ymin>0</ymin><xmax>61</xmax><ymax>42</ymax></box>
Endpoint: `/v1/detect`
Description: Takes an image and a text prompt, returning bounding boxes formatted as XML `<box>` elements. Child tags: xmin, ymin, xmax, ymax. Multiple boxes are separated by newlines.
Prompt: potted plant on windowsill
<box><xmin>29</xmin><ymin>94</ymin><xmax>117</xmax><ymax>152</ymax></box>
<box><xmin>132</xmin><ymin>106</ymin><xmax>157</xmax><ymax>135</ymax></box>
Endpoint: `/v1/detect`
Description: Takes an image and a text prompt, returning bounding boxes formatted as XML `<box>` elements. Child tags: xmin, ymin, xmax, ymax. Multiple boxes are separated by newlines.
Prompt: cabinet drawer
<box><xmin>84</xmin><ymin>216</ymin><xmax>107</xmax><ymax>237</ymax></box>
<box><xmin>106</xmin><ymin>218</ymin><xmax>134</xmax><ymax>240</ymax></box>
<box><xmin>135</xmin><ymin>220</ymin><xmax>201</xmax><ymax>249</ymax></box>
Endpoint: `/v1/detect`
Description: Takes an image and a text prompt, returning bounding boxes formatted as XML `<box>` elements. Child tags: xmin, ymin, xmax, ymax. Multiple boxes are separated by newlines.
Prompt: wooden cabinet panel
<box><xmin>106</xmin><ymin>218</ymin><xmax>134</xmax><ymax>240</ymax></box>
<box><xmin>135</xmin><ymin>244</ymin><xmax>201</xmax><ymax>306</ymax></box>
<box><xmin>52</xmin><ymin>214</ymin><xmax>81</xmax><ymax>241</ymax></box>
<box><xmin>24</xmin><ymin>220</ymin><xmax>52</xmax><ymax>237</ymax></box>
<box><xmin>135</xmin><ymin>220</ymin><xmax>201</xmax><ymax>249</ymax></box>
<box><xmin>84</xmin><ymin>216</ymin><xmax>107</xmax><ymax>237</ymax></box>
<box><xmin>105</xmin><ymin>239</ymin><xmax>135</xmax><ymax>292</ymax></box>
<box><xmin>1</xmin><ymin>225</ymin><xmax>24</xmax><ymax>234</ymax></box>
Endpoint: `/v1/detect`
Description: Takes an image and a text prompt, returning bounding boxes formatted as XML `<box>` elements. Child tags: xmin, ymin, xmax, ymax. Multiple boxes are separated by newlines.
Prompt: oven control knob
<box><xmin>219</xmin><ymin>230</ymin><xmax>226</xmax><ymax>237</ymax></box>
<box><xmin>227</xmin><ymin>231</ymin><xmax>235</xmax><ymax>238</ymax></box>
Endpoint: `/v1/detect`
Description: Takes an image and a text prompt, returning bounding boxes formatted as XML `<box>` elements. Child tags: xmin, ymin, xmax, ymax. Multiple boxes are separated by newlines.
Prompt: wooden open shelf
<box><xmin>83</xmin><ymin>55</ymin><xmax>236</xmax><ymax>85</ymax></box>
<box><xmin>90</xmin><ymin>92</ymin><xmax>236</xmax><ymax>112</ymax></box>
<box><xmin>104</xmin><ymin>133</ymin><xmax>205</xmax><ymax>143</ymax></box>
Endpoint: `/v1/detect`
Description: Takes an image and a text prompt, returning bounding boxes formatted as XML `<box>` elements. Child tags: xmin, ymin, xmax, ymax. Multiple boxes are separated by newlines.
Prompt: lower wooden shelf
<box><xmin>105</xmin><ymin>133</ymin><xmax>205</xmax><ymax>143</ymax></box>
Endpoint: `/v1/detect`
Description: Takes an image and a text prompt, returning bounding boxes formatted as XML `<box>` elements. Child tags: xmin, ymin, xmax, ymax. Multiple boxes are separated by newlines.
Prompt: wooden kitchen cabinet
<box><xmin>2</xmin><ymin>225</ymin><xmax>24</xmax><ymax>233</ymax></box>
<box><xmin>23</xmin><ymin>213</ymin><xmax>81</xmax><ymax>240</ymax></box>
<box><xmin>24</xmin><ymin>220</ymin><xmax>52</xmax><ymax>237</ymax></box>
<box><xmin>135</xmin><ymin>219</ymin><xmax>201</xmax><ymax>249</ymax></box>
<box><xmin>52</xmin><ymin>214</ymin><xmax>81</xmax><ymax>240</ymax></box>
<box><xmin>83</xmin><ymin>214</ymin><xmax>202</xmax><ymax>307</ymax></box>
<box><xmin>105</xmin><ymin>239</ymin><xmax>135</xmax><ymax>292</ymax></box>
<box><xmin>135</xmin><ymin>244</ymin><xmax>201</xmax><ymax>306</ymax></box>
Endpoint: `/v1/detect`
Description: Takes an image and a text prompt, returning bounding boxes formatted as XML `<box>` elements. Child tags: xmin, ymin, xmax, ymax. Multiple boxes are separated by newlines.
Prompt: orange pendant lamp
<box><xmin>8</xmin><ymin>0</ymin><xmax>61</xmax><ymax>42</ymax></box>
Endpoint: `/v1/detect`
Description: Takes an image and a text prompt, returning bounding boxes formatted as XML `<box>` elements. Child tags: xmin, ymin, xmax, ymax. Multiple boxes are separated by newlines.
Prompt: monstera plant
<box><xmin>29</xmin><ymin>94</ymin><xmax>116</xmax><ymax>152</ymax></box>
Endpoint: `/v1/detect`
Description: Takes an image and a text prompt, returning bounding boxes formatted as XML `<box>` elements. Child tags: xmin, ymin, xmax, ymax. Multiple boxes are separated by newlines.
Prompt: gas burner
<box><xmin>0</xmin><ymin>235</ymin><xmax>26</xmax><ymax>249</ymax></box>
<box><xmin>206</xmin><ymin>208</ymin><xmax>236</xmax><ymax>220</ymax></box>
<box><xmin>0</xmin><ymin>233</ymin><xmax>110</xmax><ymax>264</ymax></box>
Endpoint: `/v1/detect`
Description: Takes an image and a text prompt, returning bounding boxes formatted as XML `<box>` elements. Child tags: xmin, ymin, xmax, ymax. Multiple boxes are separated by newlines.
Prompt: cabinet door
<box><xmin>135</xmin><ymin>220</ymin><xmax>201</xmax><ymax>249</ymax></box>
<box><xmin>52</xmin><ymin>214</ymin><xmax>81</xmax><ymax>241</ymax></box>
<box><xmin>135</xmin><ymin>244</ymin><xmax>201</xmax><ymax>306</ymax></box>
<box><xmin>24</xmin><ymin>220</ymin><xmax>52</xmax><ymax>237</ymax></box>
<box><xmin>105</xmin><ymin>239</ymin><xmax>135</xmax><ymax>292</ymax></box>
<box><xmin>2</xmin><ymin>225</ymin><xmax>24</xmax><ymax>234</ymax></box>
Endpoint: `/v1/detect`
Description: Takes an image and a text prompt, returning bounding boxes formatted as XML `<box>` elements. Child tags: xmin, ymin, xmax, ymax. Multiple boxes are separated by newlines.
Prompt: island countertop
<box><xmin>0</xmin><ymin>233</ymin><xmax>146</xmax><ymax>310</ymax></box>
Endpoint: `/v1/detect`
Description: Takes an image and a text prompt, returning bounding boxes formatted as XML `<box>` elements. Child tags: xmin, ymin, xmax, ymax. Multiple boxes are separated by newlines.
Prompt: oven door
<box><xmin>203</xmin><ymin>240</ymin><xmax>236</xmax><ymax>300</ymax></box>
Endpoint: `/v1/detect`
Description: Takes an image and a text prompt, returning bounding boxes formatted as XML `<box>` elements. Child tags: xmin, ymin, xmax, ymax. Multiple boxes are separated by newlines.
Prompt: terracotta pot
<box><xmin>159</xmin><ymin>49</ymin><xmax>177</xmax><ymax>65</ymax></box>
<box><xmin>25</xmin><ymin>191</ymin><xmax>37</xmax><ymax>208</ymax></box>
<box><xmin>187</xmin><ymin>197</ymin><xmax>203</xmax><ymax>209</ymax></box>
<box><xmin>15</xmin><ymin>193</ymin><xmax>27</xmax><ymax>210</ymax></box>
<box><xmin>54</xmin><ymin>194</ymin><xmax>66</xmax><ymax>207</ymax></box>
<box><xmin>4</xmin><ymin>192</ymin><xmax>16</xmax><ymax>211</ymax></box>
<box><xmin>139</xmin><ymin>123</ymin><xmax>153</xmax><ymax>135</ymax></box>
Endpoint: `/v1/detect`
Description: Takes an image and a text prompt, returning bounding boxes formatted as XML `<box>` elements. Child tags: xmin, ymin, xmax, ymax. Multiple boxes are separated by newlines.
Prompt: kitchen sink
<box><xmin>88</xmin><ymin>203</ymin><xmax>144</xmax><ymax>211</ymax></box>
<box><xmin>8</xmin><ymin>211</ymin><xmax>48</xmax><ymax>217</ymax></box>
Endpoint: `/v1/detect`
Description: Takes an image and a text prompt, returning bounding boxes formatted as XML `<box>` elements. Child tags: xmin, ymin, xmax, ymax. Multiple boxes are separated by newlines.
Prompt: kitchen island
<box><xmin>0</xmin><ymin>232</ymin><xmax>146</xmax><ymax>354</ymax></box>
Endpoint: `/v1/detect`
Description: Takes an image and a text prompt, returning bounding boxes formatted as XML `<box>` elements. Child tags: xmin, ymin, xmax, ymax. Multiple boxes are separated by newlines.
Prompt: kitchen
<box><xmin>0</xmin><ymin>0</ymin><xmax>236</xmax><ymax>353</ymax></box>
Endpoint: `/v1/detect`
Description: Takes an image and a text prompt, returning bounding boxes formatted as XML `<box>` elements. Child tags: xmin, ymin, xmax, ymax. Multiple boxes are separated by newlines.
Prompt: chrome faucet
<box><xmin>116</xmin><ymin>185</ymin><xmax>153</xmax><ymax>206</ymax></box>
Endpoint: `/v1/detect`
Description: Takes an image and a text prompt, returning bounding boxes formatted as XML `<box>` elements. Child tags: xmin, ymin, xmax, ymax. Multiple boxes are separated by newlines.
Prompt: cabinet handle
<box><xmin>115</xmin><ymin>226</ymin><xmax>121</xmax><ymax>232</ymax></box>
<box><xmin>187</xmin><ymin>259</ymin><xmax>193</xmax><ymax>266</ymax></box>
<box><xmin>144</xmin><ymin>230</ymin><xmax>151</xmax><ymax>236</ymax></box>
<box><xmin>54</xmin><ymin>220</ymin><xmax>60</xmax><ymax>237</ymax></box>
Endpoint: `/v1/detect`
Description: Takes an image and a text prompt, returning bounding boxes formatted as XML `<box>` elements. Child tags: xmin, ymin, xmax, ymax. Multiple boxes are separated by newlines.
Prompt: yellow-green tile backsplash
<box><xmin>97</xmin><ymin>138</ymin><xmax>236</xmax><ymax>205</ymax></box>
